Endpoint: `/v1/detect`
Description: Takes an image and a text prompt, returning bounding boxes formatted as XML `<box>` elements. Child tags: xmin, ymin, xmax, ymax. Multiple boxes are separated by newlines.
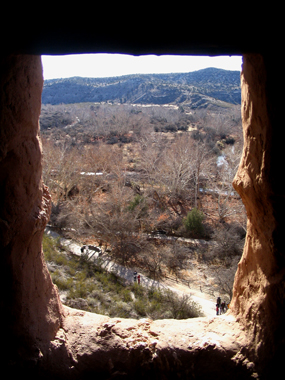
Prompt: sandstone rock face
<box><xmin>41</xmin><ymin>306</ymin><xmax>254</xmax><ymax>379</ymax></box>
<box><xmin>0</xmin><ymin>55</ymin><xmax>63</xmax><ymax>357</ymax></box>
<box><xmin>0</xmin><ymin>53</ymin><xmax>284</xmax><ymax>379</ymax></box>
<box><xmin>232</xmin><ymin>54</ymin><xmax>285</xmax><ymax>376</ymax></box>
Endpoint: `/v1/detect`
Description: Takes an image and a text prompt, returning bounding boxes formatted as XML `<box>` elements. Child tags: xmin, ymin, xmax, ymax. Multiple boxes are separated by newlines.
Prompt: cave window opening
<box><xmin>40</xmin><ymin>53</ymin><xmax>245</xmax><ymax>319</ymax></box>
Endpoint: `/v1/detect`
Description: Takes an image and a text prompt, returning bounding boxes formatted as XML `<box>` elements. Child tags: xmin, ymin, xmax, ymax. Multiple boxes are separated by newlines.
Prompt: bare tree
<box><xmin>165</xmin><ymin>243</ymin><xmax>189</xmax><ymax>280</ymax></box>
<box><xmin>71</xmin><ymin>182</ymin><xmax>149</xmax><ymax>266</ymax></box>
<box><xmin>212</xmin><ymin>256</ymin><xmax>241</xmax><ymax>301</ymax></box>
<box><xmin>139</xmin><ymin>248</ymin><xmax>164</xmax><ymax>280</ymax></box>
<box><xmin>42</xmin><ymin>139</ymin><xmax>84</xmax><ymax>204</ymax></box>
<box><xmin>192</xmin><ymin>140</ymin><xmax>213</xmax><ymax>209</ymax></box>
<box><xmin>158</xmin><ymin>136</ymin><xmax>213</xmax><ymax>208</ymax></box>
<box><xmin>208</xmin><ymin>145</ymin><xmax>245</xmax><ymax>224</ymax></box>
<box><xmin>159</xmin><ymin>135</ymin><xmax>196</xmax><ymax>197</ymax></box>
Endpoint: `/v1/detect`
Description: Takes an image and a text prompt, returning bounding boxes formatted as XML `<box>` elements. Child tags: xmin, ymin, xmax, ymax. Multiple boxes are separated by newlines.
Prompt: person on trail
<box><xmin>137</xmin><ymin>274</ymin><xmax>141</xmax><ymax>285</ymax></box>
<box><xmin>217</xmin><ymin>296</ymin><xmax>221</xmax><ymax>307</ymax></box>
<box><xmin>221</xmin><ymin>301</ymin><xmax>225</xmax><ymax>314</ymax></box>
<box><xmin>216</xmin><ymin>304</ymin><xmax>219</xmax><ymax>315</ymax></box>
<box><xmin>216</xmin><ymin>296</ymin><xmax>221</xmax><ymax>315</ymax></box>
<box><xmin>134</xmin><ymin>271</ymin><xmax>137</xmax><ymax>283</ymax></box>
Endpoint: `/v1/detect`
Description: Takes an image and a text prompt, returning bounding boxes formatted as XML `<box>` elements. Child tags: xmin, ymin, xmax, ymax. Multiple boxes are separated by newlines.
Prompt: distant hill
<box><xmin>42</xmin><ymin>68</ymin><xmax>241</xmax><ymax>108</ymax></box>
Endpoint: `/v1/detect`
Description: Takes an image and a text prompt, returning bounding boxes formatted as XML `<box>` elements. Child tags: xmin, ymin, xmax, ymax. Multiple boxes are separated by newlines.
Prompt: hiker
<box><xmin>134</xmin><ymin>271</ymin><xmax>137</xmax><ymax>283</ymax></box>
<box><xmin>217</xmin><ymin>296</ymin><xmax>221</xmax><ymax>307</ymax></box>
<box><xmin>216</xmin><ymin>304</ymin><xmax>219</xmax><ymax>315</ymax></box>
<box><xmin>137</xmin><ymin>274</ymin><xmax>141</xmax><ymax>285</ymax></box>
<box><xmin>216</xmin><ymin>296</ymin><xmax>221</xmax><ymax>315</ymax></box>
<box><xmin>221</xmin><ymin>301</ymin><xmax>226</xmax><ymax>314</ymax></box>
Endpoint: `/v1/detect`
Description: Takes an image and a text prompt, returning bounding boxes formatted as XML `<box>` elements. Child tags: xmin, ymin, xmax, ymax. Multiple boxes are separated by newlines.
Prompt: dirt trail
<box><xmin>98</xmin><ymin>258</ymin><xmax>216</xmax><ymax>317</ymax></box>
<box><xmin>46</xmin><ymin>229</ymin><xmax>217</xmax><ymax>318</ymax></box>
<box><xmin>160</xmin><ymin>277</ymin><xmax>216</xmax><ymax>317</ymax></box>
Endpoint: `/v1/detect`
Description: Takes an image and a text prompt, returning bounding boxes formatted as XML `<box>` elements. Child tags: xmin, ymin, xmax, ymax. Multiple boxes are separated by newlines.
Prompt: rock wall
<box><xmin>232</xmin><ymin>54</ymin><xmax>285</xmax><ymax>376</ymax></box>
<box><xmin>0</xmin><ymin>55</ymin><xmax>63</xmax><ymax>361</ymax></box>
<box><xmin>41</xmin><ymin>307</ymin><xmax>254</xmax><ymax>379</ymax></box>
<box><xmin>0</xmin><ymin>53</ymin><xmax>284</xmax><ymax>379</ymax></box>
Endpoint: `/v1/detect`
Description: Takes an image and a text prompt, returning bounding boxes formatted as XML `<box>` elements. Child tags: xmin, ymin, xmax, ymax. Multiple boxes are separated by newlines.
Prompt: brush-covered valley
<box><xmin>41</xmin><ymin>68</ymin><xmax>245</xmax><ymax>319</ymax></box>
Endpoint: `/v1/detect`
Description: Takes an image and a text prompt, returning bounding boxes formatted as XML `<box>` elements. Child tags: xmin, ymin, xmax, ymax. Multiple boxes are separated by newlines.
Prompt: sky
<box><xmin>41</xmin><ymin>54</ymin><xmax>242</xmax><ymax>81</ymax></box>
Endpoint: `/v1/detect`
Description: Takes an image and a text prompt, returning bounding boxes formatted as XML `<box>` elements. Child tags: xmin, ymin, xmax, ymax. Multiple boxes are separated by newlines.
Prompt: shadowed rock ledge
<box><xmin>41</xmin><ymin>306</ymin><xmax>254</xmax><ymax>379</ymax></box>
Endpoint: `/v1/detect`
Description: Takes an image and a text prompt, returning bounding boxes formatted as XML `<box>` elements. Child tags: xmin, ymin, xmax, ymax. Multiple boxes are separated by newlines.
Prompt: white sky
<box><xmin>41</xmin><ymin>54</ymin><xmax>242</xmax><ymax>80</ymax></box>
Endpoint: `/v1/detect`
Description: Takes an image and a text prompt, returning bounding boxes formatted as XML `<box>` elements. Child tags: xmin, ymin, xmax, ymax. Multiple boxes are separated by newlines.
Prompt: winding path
<box><xmin>45</xmin><ymin>228</ymin><xmax>217</xmax><ymax>317</ymax></box>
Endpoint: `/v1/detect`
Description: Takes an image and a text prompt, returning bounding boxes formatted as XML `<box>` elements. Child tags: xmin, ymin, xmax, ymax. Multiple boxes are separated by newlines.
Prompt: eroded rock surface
<box><xmin>0</xmin><ymin>55</ymin><xmax>64</xmax><ymax>360</ymax></box>
<box><xmin>232</xmin><ymin>54</ymin><xmax>285</xmax><ymax>376</ymax></box>
<box><xmin>39</xmin><ymin>306</ymin><xmax>254</xmax><ymax>379</ymax></box>
<box><xmin>1</xmin><ymin>53</ymin><xmax>284</xmax><ymax>379</ymax></box>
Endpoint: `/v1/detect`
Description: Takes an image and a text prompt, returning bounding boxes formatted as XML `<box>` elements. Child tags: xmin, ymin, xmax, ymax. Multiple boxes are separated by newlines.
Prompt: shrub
<box><xmin>225</xmin><ymin>136</ymin><xmax>235</xmax><ymax>145</ymax></box>
<box><xmin>69</xmin><ymin>278</ymin><xmax>91</xmax><ymax>299</ymax></box>
<box><xmin>43</xmin><ymin>234</ymin><xmax>204</xmax><ymax>320</ymax></box>
<box><xmin>177</xmin><ymin>124</ymin><xmax>188</xmax><ymax>131</ymax></box>
<box><xmin>210</xmin><ymin>226</ymin><xmax>244</xmax><ymax>264</ymax></box>
<box><xmin>162</xmin><ymin>289</ymin><xmax>203</xmax><ymax>319</ymax></box>
<box><xmin>148</xmin><ymin>287</ymin><xmax>163</xmax><ymax>302</ymax></box>
<box><xmin>183</xmin><ymin>208</ymin><xmax>205</xmax><ymax>238</ymax></box>
<box><xmin>128</xmin><ymin>194</ymin><xmax>144</xmax><ymax>211</ymax></box>
<box><xmin>109</xmin><ymin>301</ymin><xmax>132</xmax><ymax>318</ymax></box>
<box><xmin>147</xmin><ymin>300</ymin><xmax>162</xmax><ymax>319</ymax></box>
<box><xmin>43</xmin><ymin>235</ymin><xmax>68</xmax><ymax>265</ymax></box>
<box><xmin>164</xmin><ymin>124</ymin><xmax>177</xmax><ymax>132</ymax></box>
<box><xmin>131</xmin><ymin>283</ymin><xmax>145</xmax><ymax>298</ymax></box>
<box><xmin>191</xmin><ymin>130</ymin><xmax>204</xmax><ymax>141</ymax></box>
<box><xmin>134</xmin><ymin>299</ymin><xmax>147</xmax><ymax>316</ymax></box>
<box><xmin>122</xmin><ymin>289</ymin><xmax>133</xmax><ymax>303</ymax></box>
<box><xmin>51</xmin><ymin>271</ymin><xmax>74</xmax><ymax>291</ymax></box>
<box><xmin>106</xmin><ymin>136</ymin><xmax>118</xmax><ymax>144</ymax></box>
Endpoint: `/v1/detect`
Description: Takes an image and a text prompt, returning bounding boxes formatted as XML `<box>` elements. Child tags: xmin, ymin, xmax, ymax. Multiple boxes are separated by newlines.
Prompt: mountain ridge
<box><xmin>42</xmin><ymin>68</ymin><xmax>241</xmax><ymax>108</ymax></box>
